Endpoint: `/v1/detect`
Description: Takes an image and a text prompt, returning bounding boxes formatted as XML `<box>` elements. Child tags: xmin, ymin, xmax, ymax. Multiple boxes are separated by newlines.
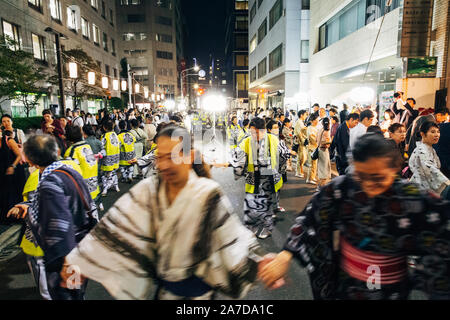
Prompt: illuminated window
<box><xmin>49</xmin><ymin>0</ymin><xmax>62</xmax><ymax>21</ymax></box>
<box><xmin>2</xmin><ymin>20</ymin><xmax>21</xmax><ymax>50</ymax></box>
<box><xmin>32</xmin><ymin>33</ymin><xmax>46</xmax><ymax>61</ymax></box>
<box><xmin>249</xmin><ymin>35</ymin><xmax>257</xmax><ymax>53</ymax></box>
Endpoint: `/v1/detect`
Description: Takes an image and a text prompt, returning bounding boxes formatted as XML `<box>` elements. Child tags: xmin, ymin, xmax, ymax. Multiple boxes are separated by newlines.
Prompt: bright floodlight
<box><xmin>166</xmin><ymin>100</ymin><xmax>175</xmax><ymax>109</ymax></box>
<box><xmin>69</xmin><ymin>62</ymin><xmax>78</xmax><ymax>78</ymax></box>
<box><xmin>203</xmin><ymin>95</ymin><xmax>226</xmax><ymax>112</ymax></box>
<box><xmin>194</xmin><ymin>65</ymin><xmax>200</xmax><ymax>72</ymax></box>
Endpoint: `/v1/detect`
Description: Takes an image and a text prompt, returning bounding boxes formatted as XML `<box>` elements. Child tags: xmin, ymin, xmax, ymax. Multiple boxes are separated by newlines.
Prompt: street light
<box><xmin>203</xmin><ymin>94</ymin><xmax>227</xmax><ymax>137</ymax></box>
<box><xmin>180</xmin><ymin>64</ymin><xmax>203</xmax><ymax>101</ymax></box>
<box><xmin>45</xmin><ymin>27</ymin><xmax>66</xmax><ymax>116</ymax></box>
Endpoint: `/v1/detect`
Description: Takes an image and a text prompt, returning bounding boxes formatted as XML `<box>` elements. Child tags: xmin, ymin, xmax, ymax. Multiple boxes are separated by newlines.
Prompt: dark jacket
<box><xmin>339</xmin><ymin>110</ymin><xmax>349</xmax><ymax>124</ymax></box>
<box><xmin>434</xmin><ymin>123</ymin><xmax>450</xmax><ymax>179</ymax></box>
<box><xmin>330</xmin><ymin>122</ymin><xmax>350</xmax><ymax>175</ymax></box>
<box><xmin>27</xmin><ymin>166</ymin><xmax>97</xmax><ymax>299</ymax></box>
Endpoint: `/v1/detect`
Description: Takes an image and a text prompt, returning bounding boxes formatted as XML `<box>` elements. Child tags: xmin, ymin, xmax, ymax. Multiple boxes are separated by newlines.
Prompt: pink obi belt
<box><xmin>340</xmin><ymin>237</ymin><xmax>408</xmax><ymax>285</ymax></box>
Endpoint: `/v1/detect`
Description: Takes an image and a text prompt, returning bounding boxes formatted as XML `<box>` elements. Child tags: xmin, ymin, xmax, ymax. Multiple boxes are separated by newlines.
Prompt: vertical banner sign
<box><xmin>400</xmin><ymin>0</ymin><xmax>434</xmax><ymax>57</ymax></box>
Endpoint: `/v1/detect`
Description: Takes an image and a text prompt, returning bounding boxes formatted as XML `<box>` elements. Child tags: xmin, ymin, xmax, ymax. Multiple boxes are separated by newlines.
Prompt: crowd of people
<box><xmin>1</xmin><ymin>92</ymin><xmax>450</xmax><ymax>300</ymax></box>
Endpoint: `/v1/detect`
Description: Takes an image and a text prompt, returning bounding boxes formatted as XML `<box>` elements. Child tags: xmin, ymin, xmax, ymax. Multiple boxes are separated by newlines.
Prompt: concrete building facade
<box><xmin>116</xmin><ymin>0</ymin><xmax>184</xmax><ymax>106</ymax></box>
<box><xmin>225</xmin><ymin>0</ymin><xmax>249</xmax><ymax>109</ymax></box>
<box><xmin>1</xmin><ymin>0</ymin><xmax>120</xmax><ymax>116</ymax></box>
<box><xmin>248</xmin><ymin>0</ymin><xmax>310</xmax><ymax>112</ymax></box>
<box><xmin>308</xmin><ymin>0</ymin><xmax>450</xmax><ymax>113</ymax></box>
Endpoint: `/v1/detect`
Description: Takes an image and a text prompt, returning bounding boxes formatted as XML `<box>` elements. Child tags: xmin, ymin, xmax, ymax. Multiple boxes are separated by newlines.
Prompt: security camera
<box><xmin>389</xmin><ymin>66</ymin><xmax>395</xmax><ymax>70</ymax></box>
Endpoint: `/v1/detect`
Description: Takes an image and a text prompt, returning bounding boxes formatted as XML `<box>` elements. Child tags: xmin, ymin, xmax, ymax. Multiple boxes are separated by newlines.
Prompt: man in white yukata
<box><xmin>60</xmin><ymin>125</ymin><xmax>271</xmax><ymax>300</ymax></box>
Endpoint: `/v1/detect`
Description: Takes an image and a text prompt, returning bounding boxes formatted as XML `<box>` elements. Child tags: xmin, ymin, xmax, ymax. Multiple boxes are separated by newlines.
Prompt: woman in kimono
<box><xmin>409</xmin><ymin>121</ymin><xmax>450</xmax><ymax>200</ymax></box>
<box><xmin>60</xmin><ymin>125</ymin><xmax>266</xmax><ymax>300</ymax></box>
<box><xmin>266</xmin><ymin>120</ymin><xmax>291</xmax><ymax>219</ymax></box>
<box><xmin>259</xmin><ymin>133</ymin><xmax>450</xmax><ymax>300</ymax></box>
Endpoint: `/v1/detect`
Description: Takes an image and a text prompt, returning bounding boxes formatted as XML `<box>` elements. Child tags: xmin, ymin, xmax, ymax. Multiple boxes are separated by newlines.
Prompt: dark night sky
<box><xmin>181</xmin><ymin>0</ymin><xmax>228</xmax><ymax>67</ymax></box>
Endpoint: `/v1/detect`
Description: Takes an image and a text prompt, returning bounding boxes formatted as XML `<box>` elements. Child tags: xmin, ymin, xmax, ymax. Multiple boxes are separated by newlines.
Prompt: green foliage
<box><xmin>11</xmin><ymin>116</ymin><xmax>43</xmax><ymax>131</ymax></box>
<box><xmin>109</xmin><ymin>97</ymin><xmax>124</xmax><ymax>111</ymax></box>
<box><xmin>0</xmin><ymin>36</ymin><xmax>48</xmax><ymax>117</ymax></box>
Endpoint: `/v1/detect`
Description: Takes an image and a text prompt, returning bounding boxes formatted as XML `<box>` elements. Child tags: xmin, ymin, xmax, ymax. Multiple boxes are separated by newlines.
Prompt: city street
<box><xmin>0</xmin><ymin>163</ymin><xmax>316</xmax><ymax>300</ymax></box>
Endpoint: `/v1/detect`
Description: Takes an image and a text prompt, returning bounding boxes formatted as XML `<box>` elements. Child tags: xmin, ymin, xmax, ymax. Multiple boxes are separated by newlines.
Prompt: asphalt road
<box><xmin>0</xmin><ymin>162</ymin><xmax>316</xmax><ymax>300</ymax></box>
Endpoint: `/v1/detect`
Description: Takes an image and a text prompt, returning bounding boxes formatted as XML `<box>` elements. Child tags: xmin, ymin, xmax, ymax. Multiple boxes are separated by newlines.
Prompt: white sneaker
<box><xmin>295</xmin><ymin>173</ymin><xmax>304</xmax><ymax>178</ymax></box>
<box><xmin>99</xmin><ymin>203</ymin><xmax>104</xmax><ymax>211</ymax></box>
<box><xmin>101</xmin><ymin>190</ymin><xmax>108</xmax><ymax>197</ymax></box>
<box><xmin>115</xmin><ymin>186</ymin><xmax>120</xmax><ymax>192</ymax></box>
<box><xmin>306</xmin><ymin>180</ymin><xmax>317</xmax><ymax>185</ymax></box>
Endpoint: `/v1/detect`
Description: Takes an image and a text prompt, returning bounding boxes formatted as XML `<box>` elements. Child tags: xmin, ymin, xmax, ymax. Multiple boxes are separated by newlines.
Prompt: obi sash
<box><xmin>340</xmin><ymin>237</ymin><xmax>408</xmax><ymax>285</ymax></box>
<box><xmin>157</xmin><ymin>276</ymin><xmax>213</xmax><ymax>298</ymax></box>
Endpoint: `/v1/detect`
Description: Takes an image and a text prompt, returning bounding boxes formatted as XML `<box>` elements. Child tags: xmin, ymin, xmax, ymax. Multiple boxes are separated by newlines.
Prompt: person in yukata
<box><xmin>60</xmin><ymin>125</ymin><xmax>271</xmax><ymax>300</ymax></box>
<box><xmin>260</xmin><ymin>133</ymin><xmax>450</xmax><ymax>300</ymax></box>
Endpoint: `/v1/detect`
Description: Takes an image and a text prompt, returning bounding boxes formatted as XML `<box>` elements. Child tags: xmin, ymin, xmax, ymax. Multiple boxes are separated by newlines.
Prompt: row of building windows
<box><xmin>319</xmin><ymin>0</ymin><xmax>400</xmax><ymax>50</ymax></box>
<box><xmin>120</xmin><ymin>0</ymin><xmax>173</xmax><ymax>10</ymax></box>
<box><xmin>249</xmin><ymin>0</ymin><xmax>282</xmax><ymax>54</ymax></box>
<box><xmin>156</xmin><ymin>50</ymin><xmax>173</xmax><ymax>60</ymax></box>
<box><xmin>159</xmin><ymin>68</ymin><xmax>174</xmax><ymax>77</ymax></box>
<box><xmin>123</xmin><ymin>32</ymin><xmax>173</xmax><ymax>43</ymax></box>
<box><xmin>20</xmin><ymin>1</ymin><xmax>117</xmax><ymax>56</ymax></box>
<box><xmin>3</xmin><ymin>19</ymin><xmax>117</xmax><ymax>76</ymax></box>
<box><xmin>30</xmin><ymin>0</ymin><xmax>114</xmax><ymax>25</ymax></box>
<box><xmin>235</xmin><ymin>0</ymin><xmax>248</xmax><ymax>11</ymax></box>
<box><xmin>126</xmin><ymin>14</ymin><xmax>172</xmax><ymax>26</ymax></box>
<box><xmin>250</xmin><ymin>43</ymin><xmax>282</xmax><ymax>83</ymax></box>
<box><xmin>2</xmin><ymin>18</ymin><xmax>115</xmax><ymax>62</ymax></box>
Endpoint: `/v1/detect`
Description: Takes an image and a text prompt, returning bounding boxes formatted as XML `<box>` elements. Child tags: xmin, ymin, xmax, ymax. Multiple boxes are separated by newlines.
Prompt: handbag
<box><xmin>311</xmin><ymin>130</ymin><xmax>325</xmax><ymax>161</ymax></box>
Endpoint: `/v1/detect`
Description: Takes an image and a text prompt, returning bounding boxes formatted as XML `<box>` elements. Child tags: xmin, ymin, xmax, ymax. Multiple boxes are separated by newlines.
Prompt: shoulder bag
<box><xmin>311</xmin><ymin>130</ymin><xmax>324</xmax><ymax>161</ymax></box>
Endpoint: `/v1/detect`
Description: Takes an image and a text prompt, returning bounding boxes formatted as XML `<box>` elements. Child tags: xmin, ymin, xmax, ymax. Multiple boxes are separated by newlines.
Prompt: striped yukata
<box><xmin>65</xmin><ymin>170</ymin><xmax>264</xmax><ymax>300</ymax></box>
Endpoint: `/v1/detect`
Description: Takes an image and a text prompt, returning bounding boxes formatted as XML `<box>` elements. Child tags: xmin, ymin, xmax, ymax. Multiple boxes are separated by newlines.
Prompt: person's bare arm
<box><xmin>5</xmin><ymin>139</ymin><xmax>22</xmax><ymax>175</ymax></box>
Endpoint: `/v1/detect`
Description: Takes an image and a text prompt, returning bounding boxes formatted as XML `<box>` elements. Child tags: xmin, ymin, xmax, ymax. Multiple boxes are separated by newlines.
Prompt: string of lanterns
<box><xmin>64</xmin><ymin>53</ymin><xmax>166</xmax><ymax>102</ymax></box>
